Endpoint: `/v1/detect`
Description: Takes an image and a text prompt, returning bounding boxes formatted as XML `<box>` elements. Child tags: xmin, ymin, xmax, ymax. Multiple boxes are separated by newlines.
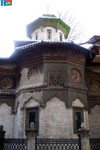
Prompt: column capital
<box><xmin>78</xmin><ymin>128</ymin><xmax>90</xmax><ymax>138</ymax></box>
<box><xmin>26</xmin><ymin>129</ymin><xmax>38</xmax><ymax>138</ymax></box>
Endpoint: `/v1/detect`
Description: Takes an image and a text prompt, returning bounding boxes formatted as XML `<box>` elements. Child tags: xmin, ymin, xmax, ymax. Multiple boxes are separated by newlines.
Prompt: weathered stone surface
<box><xmin>39</xmin><ymin>97</ymin><xmax>72</xmax><ymax>138</ymax></box>
<box><xmin>0</xmin><ymin>103</ymin><xmax>14</xmax><ymax>138</ymax></box>
<box><xmin>89</xmin><ymin>105</ymin><xmax>100</xmax><ymax>138</ymax></box>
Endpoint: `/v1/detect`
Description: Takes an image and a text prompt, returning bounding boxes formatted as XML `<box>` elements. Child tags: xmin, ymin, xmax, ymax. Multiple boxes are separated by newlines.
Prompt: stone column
<box><xmin>78</xmin><ymin>128</ymin><xmax>90</xmax><ymax>150</ymax></box>
<box><xmin>26</xmin><ymin>123</ymin><xmax>38</xmax><ymax>150</ymax></box>
<box><xmin>0</xmin><ymin>125</ymin><xmax>5</xmax><ymax>150</ymax></box>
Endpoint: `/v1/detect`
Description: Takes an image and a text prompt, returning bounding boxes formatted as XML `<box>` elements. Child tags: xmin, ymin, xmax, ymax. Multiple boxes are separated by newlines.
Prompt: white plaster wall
<box><xmin>17</xmin><ymin>67</ymin><xmax>43</xmax><ymax>92</ymax></box>
<box><xmin>39</xmin><ymin>97</ymin><xmax>72</xmax><ymax>138</ymax></box>
<box><xmin>31</xmin><ymin>27</ymin><xmax>65</xmax><ymax>41</ymax></box>
<box><xmin>0</xmin><ymin>103</ymin><xmax>14</xmax><ymax>138</ymax></box>
<box><xmin>89</xmin><ymin>105</ymin><xmax>100</xmax><ymax>138</ymax></box>
<box><xmin>14</xmin><ymin>105</ymin><xmax>23</xmax><ymax>138</ymax></box>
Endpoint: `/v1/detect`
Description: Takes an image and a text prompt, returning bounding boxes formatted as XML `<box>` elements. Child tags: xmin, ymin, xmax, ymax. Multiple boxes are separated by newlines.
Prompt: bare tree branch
<box><xmin>57</xmin><ymin>11</ymin><xmax>84</xmax><ymax>43</ymax></box>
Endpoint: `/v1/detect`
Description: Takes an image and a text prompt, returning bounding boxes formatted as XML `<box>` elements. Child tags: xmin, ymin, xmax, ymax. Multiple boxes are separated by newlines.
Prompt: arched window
<box><xmin>73</xmin><ymin>107</ymin><xmax>84</xmax><ymax>133</ymax></box>
<box><xmin>72</xmin><ymin>99</ymin><xmax>84</xmax><ymax>133</ymax></box>
<box><xmin>35</xmin><ymin>32</ymin><xmax>38</xmax><ymax>40</ymax></box>
<box><xmin>59</xmin><ymin>32</ymin><xmax>63</xmax><ymax>41</ymax></box>
<box><xmin>47</xmin><ymin>29</ymin><xmax>52</xmax><ymax>40</ymax></box>
<box><xmin>26</xmin><ymin>107</ymin><xmax>39</xmax><ymax>132</ymax></box>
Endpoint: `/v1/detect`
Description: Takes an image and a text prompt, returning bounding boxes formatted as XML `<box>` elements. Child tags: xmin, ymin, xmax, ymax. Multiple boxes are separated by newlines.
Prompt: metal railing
<box><xmin>36</xmin><ymin>138</ymin><xmax>80</xmax><ymax>150</ymax></box>
<box><xmin>1</xmin><ymin>137</ymin><xmax>100</xmax><ymax>150</ymax></box>
<box><xmin>4</xmin><ymin>139</ymin><xmax>27</xmax><ymax>150</ymax></box>
<box><xmin>90</xmin><ymin>138</ymin><xmax>100</xmax><ymax>150</ymax></box>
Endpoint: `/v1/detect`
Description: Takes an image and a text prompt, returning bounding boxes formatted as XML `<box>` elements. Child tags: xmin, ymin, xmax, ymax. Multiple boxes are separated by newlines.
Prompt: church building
<box><xmin>0</xmin><ymin>14</ymin><xmax>99</xmax><ymax>139</ymax></box>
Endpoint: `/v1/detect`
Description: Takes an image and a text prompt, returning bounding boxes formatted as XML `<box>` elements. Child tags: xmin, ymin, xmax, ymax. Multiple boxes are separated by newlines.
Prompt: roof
<box><xmin>26</xmin><ymin>14</ymin><xmax>70</xmax><ymax>39</ymax></box>
<box><xmin>14</xmin><ymin>41</ymin><xmax>88</xmax><ymax>52</ymax></box>
<box><xmin>0</xmin><ymin>41</ymin><xmax>93</xmax><ymax>63</ymax></box>
<box><xmin>14</xmin><ymin>40</ymin><xmax>36</xmax><ymax>48</ymax></box>
<box><xmin>88</xmin><ymin>35</ymin><xmax>100</xmax><ymax>44</ymax></box>
<box><xmin>13</xmin><ymin>41</ymin><xmax>91</xmax><ymax>58</ymax></box>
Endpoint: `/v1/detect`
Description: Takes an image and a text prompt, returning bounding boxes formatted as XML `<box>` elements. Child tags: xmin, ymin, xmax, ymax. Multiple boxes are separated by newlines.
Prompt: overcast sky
<box><xmin>0</xmin><ymin>0</ymin><xmax>100</xmax><ymax>57</ymax></box>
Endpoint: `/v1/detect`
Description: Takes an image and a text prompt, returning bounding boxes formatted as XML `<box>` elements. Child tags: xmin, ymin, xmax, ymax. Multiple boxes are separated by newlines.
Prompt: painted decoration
<box><xmin>71</xmin><ymin>69</ymin><xmax>81</xmax><ymax>82</ymax></box>
<box><xmin>28</xmin><ymin>68</ymin><xmax>38</xmax><ymax>79</ymax></box>
<box><xmin>89</xmin><ymin>79</ymin><xmax>100</xmax><ymax>92</ymax></box>
<box><xmin>0</xmin><ymin>78</ymin><xmax>13</xmax><ymax>89</ymax></box>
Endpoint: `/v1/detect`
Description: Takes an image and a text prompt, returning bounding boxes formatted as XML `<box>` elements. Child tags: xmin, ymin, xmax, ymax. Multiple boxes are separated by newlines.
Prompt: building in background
<box><xmin>0</xmin><ymin>14</ymin><xmax>99</xmax><ymax>139</ymax></box>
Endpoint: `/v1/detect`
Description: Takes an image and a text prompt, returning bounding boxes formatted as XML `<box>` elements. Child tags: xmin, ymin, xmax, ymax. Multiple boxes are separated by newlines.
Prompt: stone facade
<box><xmin>0</xmin><ymin>42</ymin><xmax>91</xmax><ymax>138</ymax></box>
<box><xmin>40</xmin><ymin>97</ymin><xmax>71</xmax><ymax>138</ymax></box>
<box><xmin>0</xmin><ymin>17</ymin><xmax>100</xmax><ymax>139</ymax></box>
<box><xmin>89</xmin><ymin>105</ymin><xmax>100</xmax><ymax>138</ymax></box>
<box><xmin>0</xmin><ymin>103</ymin><xmax>14</xmax><ymax>138</ymax></box>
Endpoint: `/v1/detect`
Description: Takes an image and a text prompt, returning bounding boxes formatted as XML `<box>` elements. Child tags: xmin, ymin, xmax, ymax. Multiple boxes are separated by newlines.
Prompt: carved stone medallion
<box><xmin>28</xmin><ymin>68</ymin><xmax>38</xmax><ymax>79</ymax></box>
<box><xmin>48</xmin><ymin>72</ymin><xmax>63</xmax><ymax>87</ymax></box>
<box><xmin>0</xmin><ymin>78</ymin><xmax>13</xmax><ymax>89</ymax></box>
<box><xmin>71</xmin><ymin>69</ymin><xmax>81</xmax><ymax>82</ymax></box>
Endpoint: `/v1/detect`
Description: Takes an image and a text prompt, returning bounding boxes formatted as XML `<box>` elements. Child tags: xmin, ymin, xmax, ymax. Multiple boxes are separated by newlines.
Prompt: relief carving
<box><xmin>48</xmin><ymin>72</ymin><xmax>64</xmax><ymax>87</ymax></box>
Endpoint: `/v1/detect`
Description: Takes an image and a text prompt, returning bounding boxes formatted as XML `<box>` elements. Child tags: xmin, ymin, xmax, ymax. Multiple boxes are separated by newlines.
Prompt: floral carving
<box><xmin>48</xmin><ymin>72</ymin><xmax>63</xmax><ymax>87</ymax></box>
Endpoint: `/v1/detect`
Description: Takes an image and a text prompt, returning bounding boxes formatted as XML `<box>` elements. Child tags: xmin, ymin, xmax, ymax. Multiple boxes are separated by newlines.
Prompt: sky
<box><xmin>0</xmin><ymin>0</ymin><xmax>100</xmax><ymax>57</ymax></box>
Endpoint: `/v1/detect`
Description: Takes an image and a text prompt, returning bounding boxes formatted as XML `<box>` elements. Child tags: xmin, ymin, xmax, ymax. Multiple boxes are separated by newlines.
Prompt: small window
<box><xmin>35</xmin><ymin>32</ymin><xmax>38</xmax><ymax>40</ymax></box>
<box><xmin>26</xmin><ymin>107</ymin><xmax>39</xmax><ymax>132</ymax></box>
<box><xmin>73</xmin><ymin>107</ymin><xmax>84</xmax><ymax>133</ymax></box>
<box><xmin>47</xmin><ymin>29</ymin><xmax>52</xmax><ymax>40</ymax></box>
<box><xmin>29</xmin><ymin>112</ymin><xmax>35</xmax><ymax>126</ymax></box>
<box><xmin>60</xmin><ymin>33</ymin><xmax>62</xmax><ymax>41</ymax></box>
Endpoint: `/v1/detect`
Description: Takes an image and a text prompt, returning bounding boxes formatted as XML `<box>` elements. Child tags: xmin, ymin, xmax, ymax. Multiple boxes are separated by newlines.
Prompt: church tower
<box><xmin>26</xmin><ymin>14</ymin><xmax>70</xmax><ymax>42</ymax></box>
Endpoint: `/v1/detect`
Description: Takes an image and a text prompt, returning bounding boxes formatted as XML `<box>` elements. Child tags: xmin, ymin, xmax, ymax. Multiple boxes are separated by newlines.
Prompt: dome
<box><xmin>26</xmin><ymin>14</ymin><xmax>70</xmax><ymax>42</ymax></box>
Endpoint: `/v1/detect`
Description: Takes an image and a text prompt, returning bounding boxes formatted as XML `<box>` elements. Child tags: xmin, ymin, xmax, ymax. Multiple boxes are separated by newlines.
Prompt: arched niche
<box><xmin>40</xmin><ymin>97</ymin><xmax>71</xmax><ymax>138</ymax></box>
<box><xmin>22</xmin><ymin>96</ymin><xmax>40</xmax><ymax>110</ymax></box>
<box><xmin>0</xmin><ymin>103</ymin><xmax>12</xmax><ymax>115</ymax></box>
<box><xmin>42</xmin><ymin>93</ymin><xmax>68</xmax><ymax>108</ymax></box>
